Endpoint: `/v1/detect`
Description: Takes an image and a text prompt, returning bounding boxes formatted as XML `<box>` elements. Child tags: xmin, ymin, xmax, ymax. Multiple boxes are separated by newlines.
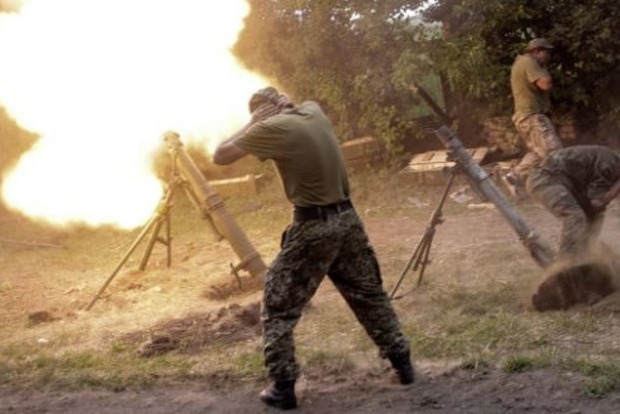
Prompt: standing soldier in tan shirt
<box><xmin>506</xmin><ymin>38</ymin><xmax>563</xmax><ymax>198</ymax></box>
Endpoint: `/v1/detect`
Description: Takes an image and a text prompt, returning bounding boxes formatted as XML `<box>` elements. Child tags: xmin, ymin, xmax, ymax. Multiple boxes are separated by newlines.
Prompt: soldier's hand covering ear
<box><xmin>250</xmin><ymin>102</ymin><xmax>281</xmax><ymax>125</ymax></box>
<box><xmin>590</xmin><ymin>198</ymin><xmax>606</xmax><ymax>212</ymax></box>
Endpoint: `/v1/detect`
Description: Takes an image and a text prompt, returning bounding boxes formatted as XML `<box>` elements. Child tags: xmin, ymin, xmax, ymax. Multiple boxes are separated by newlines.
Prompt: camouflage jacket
<box><xmin>539</xmin><ymin>145</ymin><xmax>620</xmax><ymax>203</ymax></box>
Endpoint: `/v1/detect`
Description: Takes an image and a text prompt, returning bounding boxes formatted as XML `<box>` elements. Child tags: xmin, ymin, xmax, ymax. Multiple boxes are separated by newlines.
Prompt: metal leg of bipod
<box><xmin>165</xmin><ymin>209</ymin><xmax>172</xmax><ymax>267</ymax></box>
<box><xmin>390</xmin><ymin>171</ymin><xmax>455</xmax><ymax>300</ymax></box>
<box><xmin>415</xmin><ymin>228</ymin><xmax>436</xmax><ymax>287</ymax></box>
<box><xmin>85</xmin><ymin>212</ymin><xmax>163</xmax><ymax>310</ymax></box>
<box><xmin>390</xmin><ymin>229</ymin><xmax>431</xmax><ymax>299</ymax></box>
<box><xmin>138</xmin><ymin>215</ymin><xmax>168</xmax><ymax>271</ymax></box>
<box><xmin>85</xmin><ymin>186</ymin><xmax>176</xmax><ymax>311</ymax></box>
<box><xmin>139</xmin><ymin>186</ymin><xmax>176</xmax><ymax>270</ymax></box>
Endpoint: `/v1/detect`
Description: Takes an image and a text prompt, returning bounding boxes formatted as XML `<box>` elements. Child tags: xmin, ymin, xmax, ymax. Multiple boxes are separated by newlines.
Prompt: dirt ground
<box><xmin>3</xmin><ymin>367</ymin><xmax>620</xmax><ymax>414</ymax></box>
<box><xmin>2</xmin><ymin>187</ymin><xmax>620</xmax><ymax>413</ymax></box>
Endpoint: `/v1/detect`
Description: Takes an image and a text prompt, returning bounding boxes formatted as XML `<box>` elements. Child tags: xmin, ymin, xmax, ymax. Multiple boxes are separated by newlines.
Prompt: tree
<box><xmin>234</xmin><ymin>1</ymin><xmax>620</xmax><ymax>154</ymax></box>
<box><xmin>422</xmin><ymin>0</ymin><xmax>620</xmax><ymax>129</ymax></box>
<box><xmin>234</xmin><ymin>0</ymin><xmax>434</xmax><ymax>155</ymax></box>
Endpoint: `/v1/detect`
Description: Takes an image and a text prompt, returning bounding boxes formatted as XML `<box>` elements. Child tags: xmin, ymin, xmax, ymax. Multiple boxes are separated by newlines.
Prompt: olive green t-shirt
<box><xmin>510</xmin><ymin>54</ymin><xmax>551</xmax><ymax>117</ymax></box>
<box><xmin>236</xmin><ymin>101</ymin><xmax>350</xmax><ymax>207</ymax></box>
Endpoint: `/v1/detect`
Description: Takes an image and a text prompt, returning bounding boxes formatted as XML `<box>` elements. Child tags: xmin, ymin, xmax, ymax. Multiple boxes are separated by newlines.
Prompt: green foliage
<box><xmin>422</xmin><ymin>0</ymin><xmax>620</xmax><ymax>126</ymax></box>
<box><xmin>234</xmin><ymin>0</ymin><xmax>620</xmax><ymax>150</ymax></box>
<box><xmin>234</xmin><ymin>1</ymin><xmax>434</xmax><ymax>154</ymax></box>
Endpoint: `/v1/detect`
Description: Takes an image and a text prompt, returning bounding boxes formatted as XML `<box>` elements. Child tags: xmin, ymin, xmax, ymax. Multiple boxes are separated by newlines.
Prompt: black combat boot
<box><xmin>388</xmin><ymin>352</ymin><xmax>415</xmax><ymax>385</ymax></box>
<box><xmin>259</xmin><ymin>380</ymin><xmax>297</xmax><ymax>410</ymax></box>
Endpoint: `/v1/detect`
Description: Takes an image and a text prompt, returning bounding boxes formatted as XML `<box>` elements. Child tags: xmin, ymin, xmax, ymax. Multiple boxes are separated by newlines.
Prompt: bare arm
<box><xmin>213</xmin><ymin>103</ymin><xmax>281</xmax><ymax>166</ymax></box>
<box><xmin>212</xmin><ymin>128</ymin><xmax>251</xmax><ymax>166</ymax></box>
<box><xmin>591</xmin><ymin>176</ymin><xmax>620</xmax><ymax>210</ymax></box>
<box><xmin>535</xmin><ymin>76</ymin><xmax>553</xmax><ymax>91</ymax></box>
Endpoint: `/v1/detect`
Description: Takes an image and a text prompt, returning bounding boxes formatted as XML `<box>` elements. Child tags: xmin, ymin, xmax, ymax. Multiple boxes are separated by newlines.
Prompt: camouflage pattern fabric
<box><xmin>513</xmin><ymin>113</ymin><xmax>563</xmax><ymax>181</ymax></box>
<box><xmin>527</xmin><ymin>169</ymin><xmax>604</xmax><ymax>256</ymax></box>
<box><xmin>262</xmin><ymin>208</ymin><xmax>410</xmax><ymax>382</ymax></box>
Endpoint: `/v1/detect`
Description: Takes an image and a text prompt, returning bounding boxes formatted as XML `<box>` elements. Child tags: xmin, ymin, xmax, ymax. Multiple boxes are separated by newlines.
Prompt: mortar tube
<box><xmin>162</xmin><ymin>131</ymin><xmax>268</xmax><ymax>280</ymax></box>
<box><xmin>434</xmin><ymin>125</ymin><xmax>555</xmax><ymax>268</ymax></box>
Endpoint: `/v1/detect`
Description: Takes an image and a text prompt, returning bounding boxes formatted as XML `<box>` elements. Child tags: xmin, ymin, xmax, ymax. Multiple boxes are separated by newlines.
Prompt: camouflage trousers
<box><xmin>262</xmin><ymin>208</ymin><xmax>410</xmax><ymax>382</ymax></box>
<box><xmin>527</xmin><ymin>170</ymin><xmax>604</xmax><ymax>257</ymax></box>
<box><xmin>513</xmin><ymin>113</ymin><xmax>563</xmax><ymax>181</ymax></box>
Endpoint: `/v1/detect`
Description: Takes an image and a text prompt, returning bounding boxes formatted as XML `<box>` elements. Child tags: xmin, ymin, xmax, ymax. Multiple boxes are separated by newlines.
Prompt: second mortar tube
<box><xmin>433</xmin><ymin>125</ymin><xmax>556</xmax><ymax>268</ymax></box>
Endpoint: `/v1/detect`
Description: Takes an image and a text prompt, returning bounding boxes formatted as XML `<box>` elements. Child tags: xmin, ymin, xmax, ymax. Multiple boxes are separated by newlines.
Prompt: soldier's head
<box><xmin>248</xmin><ymin>86</ymin><xmax>293</xmax><ymax>114</ymax></box>
<box><xmin>525</xmin><ymin>38</ymin><xmax>553</xmax><ymax>65</ymax></box>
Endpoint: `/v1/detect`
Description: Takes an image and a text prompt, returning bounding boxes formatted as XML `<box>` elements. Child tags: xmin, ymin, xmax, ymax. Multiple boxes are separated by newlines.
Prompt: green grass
<box><xmin>302</xmin><ymin>349</ymin><xmax>356</xmax><ymax>375</ymax></box>
<box><xmin>563</xmin><ymin>358</ymin><xmax>620</xmax><ymax>397</ymax></box>
<box><xmin>0</xmin><ymin>342</ymin><xmax>273</xmax><ymax>389</ymax></box>
<box><xmin>231</xmin><ymin>352</ymin><xmax>264</xmax><ymax>376</ymax></box>
<box><xmin>0</xmin><ymin>346</ymin><xmax>196</xmax><ymax>389</ymax></box>
<box><xmin>409</xmin><ymin>312</ymin><xmax>541</xmax><ymax>359</ymax></box>
<box><xmin>502</xmin><ymin>355</ymin><xmax>536</xmax><ymax>373</ymax></box>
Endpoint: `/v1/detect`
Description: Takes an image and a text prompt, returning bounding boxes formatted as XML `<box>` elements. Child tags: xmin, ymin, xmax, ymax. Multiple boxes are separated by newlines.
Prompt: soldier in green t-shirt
<box><xmin>506</xmin><ymin>38</ymin><xmax>563</xmax><ymax>199</ymax></box>
<box><xmin>214</xmin><ymin>87</ymin><xmax>413</xmax><ymax>410</ymax></box>
<box><xmin>526</xmin><ymin>145</ymin><xmax>620</xmax><ymax>258</ymax></box>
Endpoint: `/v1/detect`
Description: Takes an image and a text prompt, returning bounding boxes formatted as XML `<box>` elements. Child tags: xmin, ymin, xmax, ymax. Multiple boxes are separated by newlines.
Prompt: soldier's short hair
<box><xmin>525</xmin><ymin>38</ymin><xmax>554</xmax><ymax>52</ymax></box>
<box><xmin>248</xmin><ymin>86</ymin><xmax>281</xmax><ymax>113</ymax></box>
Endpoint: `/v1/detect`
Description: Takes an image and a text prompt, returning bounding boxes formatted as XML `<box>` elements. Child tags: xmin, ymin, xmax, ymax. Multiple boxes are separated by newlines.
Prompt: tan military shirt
<box><xmin>510</xmin><ymin>54</ymin><xmax>551</xmax><ymax>117</ymax></box>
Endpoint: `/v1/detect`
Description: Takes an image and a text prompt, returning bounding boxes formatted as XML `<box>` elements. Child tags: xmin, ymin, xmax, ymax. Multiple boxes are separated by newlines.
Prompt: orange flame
<box><xmin>0</xmin><ymin>0</ymin><xmax>265</xmax><ymax>228</ymax></box>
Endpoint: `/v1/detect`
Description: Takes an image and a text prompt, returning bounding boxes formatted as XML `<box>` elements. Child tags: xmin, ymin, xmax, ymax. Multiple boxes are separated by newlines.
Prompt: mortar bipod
<box><xmin>85</xmin><ymin>131</ymin><xmax>268</xmax><ymax>311</ymax></box>
<box><xmin>389</xmin><ymin>166</ymin><xmax>457</xmax><ymax>300</ymax></box>
<box><xmin>84</xmin><ymin>180</ymin><xmax>179</xmax><ymax>311</ymax></box>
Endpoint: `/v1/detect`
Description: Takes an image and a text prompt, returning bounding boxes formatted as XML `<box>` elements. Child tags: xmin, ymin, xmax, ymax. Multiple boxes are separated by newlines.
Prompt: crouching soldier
<box><xmin>526</xmin><ymin>145</ymin><xmax>620</xmax><ymax>258</ymax></box>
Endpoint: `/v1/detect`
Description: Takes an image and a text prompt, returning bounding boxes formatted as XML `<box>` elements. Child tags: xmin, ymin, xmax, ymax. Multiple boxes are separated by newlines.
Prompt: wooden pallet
<box><xmin>400</xmin><ymin>147</ymin><xmax>490</xmax><ymax>183</ymax></box>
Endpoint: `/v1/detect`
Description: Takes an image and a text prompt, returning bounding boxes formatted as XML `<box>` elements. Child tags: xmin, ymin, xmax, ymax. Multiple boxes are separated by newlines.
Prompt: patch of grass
<box><xmin>232</xmin><ymin>351</ymin><xmax>264</xmax><ymax>376</ymax></box>
<box><xmin>503</xmin><ymin>355</ymin><xmax>535</xmax><ymax>373</ymax></box>
<box><xmin>410</xmin><ymin>311</ymin><xmax>546</xmax><ymax>359</ymax></box>
<box><xmin>0</xmin><ymin>361</ymin><xmax>12</xmax><ymax>384</ymax></box>
<box><xmin>110</xmin><ymin>341</ymin><xmax>135</xmax><ymax>354</ymax></box>
<box><xmin>585</xmin><ymin>376</ymin><xmax>620</xmax><ymax>397</ymax></box>
<box><xmin>441</xmin><ymin>281</ymin><xmax>520</xmax><ymax>314</ymax></box>
<box><xmin>563</xmin><ymin>358</ymin><xmax>620</xmax><ymax>396</ymax></box>
<box><xmin>303</xmin><ymin>349</ymin><xmax>356</xmax><ymax>375</ymax></box>
<box><xmin>0</xmin><ymin>281</ymin><xmax>12</xmax><ymax>293</ymax></box>
<box><xmin>296</xmin><ymin>302</ymin><xmax>377</xmax><ymax>355</ymax></box>
<box><xmin>459</xmin><ymin>357</ymin><xmax>492</xmax><ymax>372</ymax></box>
<box><xmin>0</xmin><ymin>347</ymin><xmax>195</xmax><ymax>390</ymax></box>
<box><xmin>547</xmin><ymin>312</ymin><xmax>602</xmax><ymax>335</ymax></box>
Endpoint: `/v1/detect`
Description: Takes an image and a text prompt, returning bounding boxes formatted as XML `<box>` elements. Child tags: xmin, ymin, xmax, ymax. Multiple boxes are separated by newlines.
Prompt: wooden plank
<box><xmin>400</xmin><ymin>147</ymin><xmax>489</xmax><ymax>173</ymax></box>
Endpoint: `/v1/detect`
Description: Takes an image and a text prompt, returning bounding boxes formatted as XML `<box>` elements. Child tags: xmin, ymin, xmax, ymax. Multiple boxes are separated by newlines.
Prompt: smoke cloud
<box><xmin>0</xmin><ymin>0</ymin><xmax>265</xmax><ymax>228</ymax></box>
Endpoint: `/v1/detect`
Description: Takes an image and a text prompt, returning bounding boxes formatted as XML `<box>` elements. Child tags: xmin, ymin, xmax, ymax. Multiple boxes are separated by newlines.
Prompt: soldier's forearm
<box><xmin>595</xmin><ymin>177</ymin><xmax>620</xmax><ymax>207</ymax></box>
